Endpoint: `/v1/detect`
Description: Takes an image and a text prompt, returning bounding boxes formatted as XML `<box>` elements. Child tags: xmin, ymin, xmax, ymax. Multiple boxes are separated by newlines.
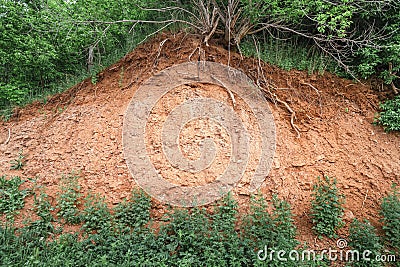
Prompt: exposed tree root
<box><xmin>389</xmin><ymin>63</ymin><xmax>399</xmax><ymax>94</ymax></box>
<box><xmin>301</xmin><ymin>82</ymin><xmax>320</xmax><ymax>95</ymax></box>
<box><xmin>260</xmin><ymin>84</ymin><xmax>301</xmax><ymax>138</ymax></box>
<box><xmin>211</xmin><ymin>75</ymin><xmax>236</xmax><ymax>107</ymax></box>
<box><xmin>391</xmin><ymin>82</ymin><xmax>399</xmax><ymax>94</ymax></box>
<box><xmin>248</xmin><ymin>36</ymin><xmax>301</xmax><ymax>138</ymax></box>
<box><xmin>3</xmin><ymin>127</ymin><xmax>11</xmax><ymax>145</ymax></box>
<box><xmin>153</xmin><ymin>38</ymin><xmax>169</xmax><ymax>68</ymax></box>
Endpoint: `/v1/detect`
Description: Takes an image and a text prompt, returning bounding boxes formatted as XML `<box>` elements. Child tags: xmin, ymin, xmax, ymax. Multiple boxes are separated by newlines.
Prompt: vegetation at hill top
<box><xmin>0</xmin><ymin>0</ymin><xmax>399</xmax><ymax>127</ymax></box>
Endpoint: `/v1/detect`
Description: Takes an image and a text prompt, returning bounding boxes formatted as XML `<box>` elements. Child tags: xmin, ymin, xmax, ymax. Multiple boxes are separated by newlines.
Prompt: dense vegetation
<box><xmin>0</xmin><ymin>175</ymin><xmax>303</xmax><ymax>266</ymax></box>
<box><xmin>0</xmin><ymin>174</ymin><xmax>399</xmax><ymax>266</ymax></box>
<box><xmin>0</xmin><ymin>0</ymin><xmax>399</xmax><ymax>125</ymax></box>
<box><xmin>0</xmin><ymin>0</ymin><xmax>158</xmax><ymax>115</ymax></box>
<box><xmin>375</xmin><ymin>95</ymin><xmax>400</xmax><ymax>131</ymax></box>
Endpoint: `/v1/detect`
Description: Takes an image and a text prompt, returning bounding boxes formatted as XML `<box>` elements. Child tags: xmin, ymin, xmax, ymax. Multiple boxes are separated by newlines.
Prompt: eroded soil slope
<box><xmin>1</xmin><ymin>32</ymin><xmax>399</xmax><ymax>247</ymax></box>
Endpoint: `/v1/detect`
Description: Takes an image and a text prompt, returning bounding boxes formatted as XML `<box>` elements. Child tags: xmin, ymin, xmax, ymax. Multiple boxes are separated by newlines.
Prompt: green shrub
<box><xmin>0</xmin><ymin>185</ymin><xmax>305</xmax><ymax>266</ymax></box>
<box><xmin>156</xmin><ymin>194</ymin><xmax>247</xmax><ymax>266</ymax></box>
<box><xmin>81</xmin><ymin>194</ymin><xmax>112</xmax><ymax>234</ymax></box>
<box><xmin>243</xmin><ymin>195</ymin><xmax>299</xmax><ymax>266</ymax></box>
<box><xmin>348</xmin><ymin>219</ymin><xmax>383</xmax><ymax>267</ymax></box>
<box><xmin>23</xmin><ymin>191</ymin><xmax>57</xmax><ymax>240</ymax></box>
<box><xmin>375</xmin><ymin>95</ymin><xmax>400</xmax><ymax>132</ymax></box>
<box><xmin>0</xmin><ymin>84</ymin><xmax>29</xmax><ymax>106</ymax></box>
<box><xmin>380</xmin><ymin>184</ymin><xmax>400</xmax><ymax>251</ymax></box>
<box><xmin>310</xmin><ymin>176</ymin><xmax>344</xmax><ymax>238</ymax></box>
<box><xmin>10</xmin><ymin>151</ymin><xmax>25</xmax><ymax>170</ymax></box>
<box><xmin>240</xmin><ymin>37</ymin><xmax>335</xmax><ymax>75</ymax></box>
<box><xmin>113</xmin><ymin>189</ymin><xmax>151</xmax><ymax>230</ymax></box>
<box><xmin>56</xmin><ymin>174</ymin><xmax>82</xmax><ymax>224</ymax></box>
<box><xmin>0</xmin><ymin>176</ymin><xmax>29</xmax><ymax>221</ymax></box>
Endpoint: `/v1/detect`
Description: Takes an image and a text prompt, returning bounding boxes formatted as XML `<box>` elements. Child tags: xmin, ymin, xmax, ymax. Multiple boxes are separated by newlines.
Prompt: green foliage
<box><xmin>0</xmin><ymin>182</ymin><xmax>346</xmax><ymax>266</ymax></box>
<box><xmin>348</xmin><ymin>219</ymin><xmax>383</xmax><ymax>267</ymax></box>
<box><xmin>34</xmin><ymin>191</ymin><xmax>55</xmax><ymax>224</ymax></box>
<box><xmin>0</xmin><ymin>0</ymin><xmax>161</xmax><ymax>114</ymax></box>
<box><xmin>0</xmin><ymin>176</ymin><xmax>29</xmax><ymax>220</ymax></box>
<box><xmin>6</xmin><ymin>177</ymin><xmax>396</xmax><ymax>266</ymax></box>
<box><xmin>0</xmin><ymin>84</ymin><xmax>29</xmax><ymax>106</ymax></box>
<box><xmin>241</xmin><ymin>37</ymin><xmax>335</xmax><ymax>74</ymax></box>
<box><xmin>155</xmin><ymin>194</ymin><xmax>247</xmax><ymax>266</ymax></box>
<box><xmin>113</xmin><ymin>189</ymin><xmax>151</xmax><ymax>230</ymax></box>
<box><xmin>0</xmin><ymin>0</ymin><xmax>399</xmax><ymax>115</ymax></box>
<box><xmin>10</xmin><ymin>150</ymin><xmax>25</xmax><ymax>170</ymax></box>
<box><xmin>81</xmin><ymin>194</ymin><xmax>112</xmax><ymax>234</ymax></box>
<box><xmin>311</xmin><ymin>0</ymin><xmax>355</xmax><ymax>38</ymax></box>
<box><xmin>310</xmin><ymin>176</ymin><xmax>344</xmax><ymax>238</ymax></box>
<box><xmin>238</xmin><ymin>0</ymin><xmax>354</xmax><ymax>38</ymax></box>
<box><xmin>56</xmin><ymin>174</ymin><xmax>82</xmax><ymax>224</ymax></box>
<box><xmin>23</xmin><ymin>191</ymin><xmax>57</xmax><ymax>240</ymax></box>
<box><xmin>375</xmin><ymin>95</ymin><xmax>400</xmax><ymax>132</ymax></box>
<box><xmin>243</xmin><ymin>195</ymin><xmax>299</xmax><ymax>266</ymax></box>
<box><xmin>380</xmin><ymin>184</ymin><xmax>400</xmax><ymax>251</ymax></box>
<box><xmin>352</xmin><ymin>2</ymin><xmax>400</xmax><ymax>85</ymax></box>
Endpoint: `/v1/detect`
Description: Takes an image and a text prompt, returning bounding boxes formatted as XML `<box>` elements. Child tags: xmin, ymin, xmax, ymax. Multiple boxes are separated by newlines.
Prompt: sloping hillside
<box><xmin>1</xmin><ymin>32</ymin><xmax>399</xmax><ymax>248</ymax></box>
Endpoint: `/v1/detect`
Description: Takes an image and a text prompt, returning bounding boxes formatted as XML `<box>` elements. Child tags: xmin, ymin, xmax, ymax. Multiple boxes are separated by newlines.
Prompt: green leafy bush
<box><xmin>240</xmin><ymin>37</ymin><xmax>335</xmax><ymax>75</ymax></box>
<box><xmin>0</xmin><ymin>184</ymin><xmax>324</xmax><ymax>266</ymax></box>
<box><xmin>0</xmin><ymin>0</ymin><xmax>162</xmax><ymax>114</ymax></box>
<box><xmin>243</xmin><ymin>195</ymin><xmax>299</xmax><ymax>266</ymax></box>
<box><xmin>0</xmin><ymin>84</ymin><xmax>29</xmax><ymax>106</ymax></box>
<box><xmin>113</xmin><ymin>189</ymin><xmax>151</xmax><ymax>230</ymax></box>
<box><xmin>56</xmin><ymin>174</ymin><xmax>82</xmax><ymax>224</ymax></box>
<box><xmin>22</xmin><ymin>191</ymin><xmax>57</xmax><ymax>241</ymax></box>
<box><xmin>375</xmin><ymin>95</ymin><xmax>400</xmax><ymax>132</ymax></box>
<box><xmin>81</xmin><ymin>194</ymin><xmax>112</xmax><ymax>234</ymax></box>
<box><xmin>0</xmin><ymin>176</ymin><xmax>29</xmax><ymax>220</ymax></box>
<box><xmin>310</xmin><ymin>176</ymin><xmax>344</xmax><ymax>238</ymax></box>
<box><xmin>380</xmin><ymin>184</ymin><xmax>400</xmax><ymax>251</ymax></box>
<box><xmin>156</xmin><ymin>194</ymin><xmax>247</xmax><ymax>266</ymax></box>
<box><xmin>348</xmin><ymin>219</ymin><xmax>383</xmax><ymax>267</ymax></box>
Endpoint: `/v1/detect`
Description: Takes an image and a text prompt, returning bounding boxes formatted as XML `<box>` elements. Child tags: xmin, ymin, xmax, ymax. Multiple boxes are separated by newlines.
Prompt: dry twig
<box><xmin>3</xmin><ymin>128</ymin><xmax>11</xmax><ymax>145</ymax></box>
<box><xmin>269</xmin><ymin>90</ymin><xmax>301</xmax><ymax>138</ymax></box>
<box><xmin>211</xmin><ymin>75</ymin><xmax>236</xmax><ymax>107</ymax></box>
<box><xmin>301</xmin><ymin>82</ymin><xmax>320</xmax><ymax>95</ymax></box>
<box><xmin>153</xmin><ymin>38</ymin><xmax>169</xmax><ymax>68</ymax></box>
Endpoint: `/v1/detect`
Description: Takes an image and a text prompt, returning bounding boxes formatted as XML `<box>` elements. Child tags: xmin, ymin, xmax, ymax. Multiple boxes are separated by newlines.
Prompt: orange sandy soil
<box><xmin>1</xmin><ymin>32</ymin><xmax>399</xmax><ymax>257</ymax></box>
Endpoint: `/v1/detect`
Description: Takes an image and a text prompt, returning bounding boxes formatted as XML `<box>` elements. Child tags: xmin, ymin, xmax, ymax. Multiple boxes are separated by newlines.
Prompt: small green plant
<box><xmin>310</xmin><ymin>176</ymin><xmax>344</xmax><ymax>238</ymax></box>
<box><xmin>56</xmin><ymin>106</ymin><xmax>66</xmax><ymax>114</ymax></box>
<box><xmin>375</xmin><ymin>95</ymin><xmax>400</xmax><ymax>132</ymax></box>
<box><xmin>56</xmin><ymin>174</ymin><xmax>82</xmax><ymax>224</ymax></box>
<box><xmin>22</xmin><ymin>191</ymin><xmax>57</xmax><ymax>241</ymax></box>
<box><xmin>243</xmin><ymin>195</ymin><xmax>299</xmax><ymax>266</ymax></box>
<box><xmin>348</xmin><ymin>219</ymin><xmax>383</xmax><ymax>267</ymax></box>
<box><xmin>113</xmin><ymin>189</ymin><xmax>151</xmax><ymax>230</ymax></box>
<box><xmin>81</xmin><ymin>194</ymin><xmax>112</xmax><ymax>234</ymax></box>
<box><xmin>10</xmin><ymin>151</ymin><xmax>25</xmax><ymax>170</ymax></box>
<box><xmin>380</xmin><ymin>184</ymin><xmax>400</xmax><ymax>251</ymax></box>
<box><xmin>0</xmin><ymin>108</ymin><xmax>12</xmax><ymax>122</ymax></box>
<box><xmin>0</xmin><ymin>176</ymin><xmax>29</xmax><ymax>221</ymax></box>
